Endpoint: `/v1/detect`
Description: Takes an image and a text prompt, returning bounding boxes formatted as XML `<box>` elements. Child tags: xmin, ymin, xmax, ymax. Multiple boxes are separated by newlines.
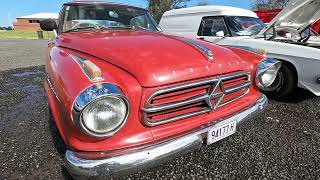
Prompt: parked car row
<box><xmin>39</xmin><ymin>0</ymin><xmax>319</xmax><ymax>179</ymax></box>
<box><xmin>160</xmin><ymin>0</ymin><xmax>320</xmax><ymax>97</ymax></box>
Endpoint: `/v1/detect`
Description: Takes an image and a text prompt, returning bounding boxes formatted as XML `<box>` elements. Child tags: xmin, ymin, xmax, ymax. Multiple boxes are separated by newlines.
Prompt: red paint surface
<box><xmin>255</xmin><ymin>9</ymin><xmax>320</xmax><ymax>33</ymax></box>
<box><xmin>46</xmin><ymin>30</ymin><xmax>264</xmax><ymax>153</ymax></box>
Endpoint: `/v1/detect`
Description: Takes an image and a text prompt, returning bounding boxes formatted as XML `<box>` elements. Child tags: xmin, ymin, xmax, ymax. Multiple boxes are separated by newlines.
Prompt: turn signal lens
<box><xmin>82</xmin><ymin>60</ymin><xmax>102</xmax><ymax>81</ymax></box>
<box><xmin>70</xmin><ymin>54</ymin><xmax>103</xmax><ymax>82</ymax></box>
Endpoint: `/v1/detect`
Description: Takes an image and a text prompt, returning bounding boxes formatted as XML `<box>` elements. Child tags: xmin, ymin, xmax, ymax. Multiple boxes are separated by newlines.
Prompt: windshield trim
<box><xmin>59</xmin><ymin>4</ymin><xmax>159</xmax><ymax>34</ymax></box>
<box><xmin>64</xmin><ymin>2</ymin><xmax>148</xmax><ymax>12</ymax></box>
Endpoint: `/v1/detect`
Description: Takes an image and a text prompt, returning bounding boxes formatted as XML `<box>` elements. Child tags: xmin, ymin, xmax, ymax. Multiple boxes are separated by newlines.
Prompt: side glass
<box><xmin>198</xmin><ymin>17</ymin><xmax>230</xmax><ymax>37</ymax></box>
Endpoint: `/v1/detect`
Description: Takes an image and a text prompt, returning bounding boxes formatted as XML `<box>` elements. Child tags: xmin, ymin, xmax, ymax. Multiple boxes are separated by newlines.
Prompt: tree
<box><xmin>0</xmin><ymin>26</ymin><xmax>12</xmax><ymax>30</ymax></box>
<box><xmin>146</xmin><ymin>0</ymin><xmax>191</xmax><ymax>22</ymax></box>
<box><xmin>251</xmin><ymin>0</ymin><xmax>288</xmax><ymax>10</ymax></box>
<box><xmin>197</xmin><ymin>0</ymin><xmax>210</xmax><ymax>6</ymax></box>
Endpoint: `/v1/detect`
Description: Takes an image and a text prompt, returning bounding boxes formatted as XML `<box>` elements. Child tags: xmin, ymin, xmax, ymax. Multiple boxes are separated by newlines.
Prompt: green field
<box><xmin>0</xmin><ymin>30</ymin><xmax>54</xmax><ymax>40</ymax></box>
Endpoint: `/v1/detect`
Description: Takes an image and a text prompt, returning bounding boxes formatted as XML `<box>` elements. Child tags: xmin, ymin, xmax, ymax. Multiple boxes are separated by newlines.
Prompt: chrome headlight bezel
<box><xmin>256</xmin><ymin>58</ymin><xmax>282</xmax><ymax>89</ymax></box>
<box><xmin>72</xmin><ymin>83</ymin><xmax>130</xmax><ymax>138</ymax></box>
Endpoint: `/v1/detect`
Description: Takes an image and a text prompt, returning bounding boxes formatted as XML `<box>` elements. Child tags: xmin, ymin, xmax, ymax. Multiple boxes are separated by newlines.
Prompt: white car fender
<box><xmin>228</xmin><ymin>37</ymin><xmax>320</xmax><ymax>96</ymax></box>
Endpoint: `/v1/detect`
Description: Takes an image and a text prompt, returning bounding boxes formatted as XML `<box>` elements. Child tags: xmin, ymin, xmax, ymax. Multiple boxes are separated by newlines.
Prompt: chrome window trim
<box><xmin>142</xmin><ymin>72</ymin><xmax>251</xmax><ymax>126</ymax></box>
<box><xmin>72</xmin><ymin>83</ymin><xmax>130</xmax><ymax>138</ymax></box>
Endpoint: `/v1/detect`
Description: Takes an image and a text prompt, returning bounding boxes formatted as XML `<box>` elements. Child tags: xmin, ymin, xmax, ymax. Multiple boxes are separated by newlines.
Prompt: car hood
<box><xmin>259</xmin><ymin>0</ymin><xmax>320</xmax><ymax>35</ymax></box>
<box><xmin>227</xmin><ymin>36</ymin><xmax>320</xmax><ymax>60</ymax></box>
<box><xmin>56</xmin><ymin>30</ymin><xmax>250</xmax><ymax>87</ymax></box>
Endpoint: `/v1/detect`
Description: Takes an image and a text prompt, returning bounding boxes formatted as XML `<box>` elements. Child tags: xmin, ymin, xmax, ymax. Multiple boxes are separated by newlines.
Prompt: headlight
<box><xmin>73</xmin><ymin>83</ymin><xmax>130</xmax><ymax>138</ymax></box>
<box><xmin>81</xmin><ymin>96</ymin><xmax>128</xmax><ymax>137</ymax></box>
<box><xmin>256</xmin><ymin>58</ymin><xmax>282</xmax><ymax>89</ymax></box>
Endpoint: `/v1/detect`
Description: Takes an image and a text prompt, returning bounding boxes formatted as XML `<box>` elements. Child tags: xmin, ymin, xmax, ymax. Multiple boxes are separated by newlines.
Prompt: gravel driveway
<box><xmin>0</xmin><ymin>40</ymin><xmax>47</xmax><ymax>71</ymax></box>
<box><xmin>0</xmin><ymin>40</ymin><xmax>320</xmax><ymax>180</ymax></box>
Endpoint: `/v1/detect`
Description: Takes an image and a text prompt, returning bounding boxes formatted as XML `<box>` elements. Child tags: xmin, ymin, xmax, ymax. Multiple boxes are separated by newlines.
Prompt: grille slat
<box><xmin>142</xmin><ymin>72</ymin><xmax>252</xmax><ymax>126</ymax></box>
<box><xmin>224</xmin><ymin>81</ymin><xmax>251</xmax><ymax>94</ymax></box>
<box><xmin>143</xmin><ymin>94</ymin><xmax>209</xmax><ymax>113</ymax></box>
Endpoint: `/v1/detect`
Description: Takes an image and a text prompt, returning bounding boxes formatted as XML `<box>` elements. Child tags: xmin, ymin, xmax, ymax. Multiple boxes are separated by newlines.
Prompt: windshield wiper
<box><xmin>64</xmin><ymin>25</ymin><xmax>136</xmax><ymax>33</ymax></box>
<box><xmin>105</xmin><ymin>25</ymin><xmax>134</xmax><ymax>30</ymax></box>
<box><xmin>64</xmin><ymin>26</ymin><xmax>102</xmax><ymax>33</ymax></box>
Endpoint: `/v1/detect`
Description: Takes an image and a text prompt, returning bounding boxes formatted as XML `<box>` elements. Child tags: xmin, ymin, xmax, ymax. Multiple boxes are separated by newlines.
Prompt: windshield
<box><xmin>225</xmin><ymin>16</ymin><xmax>266</xmax><ymax>36</ymax></box>
<box><xmin>62</xmin><ymin>4</ymin><xmax>159</xmax><ymax>32</ymax></box>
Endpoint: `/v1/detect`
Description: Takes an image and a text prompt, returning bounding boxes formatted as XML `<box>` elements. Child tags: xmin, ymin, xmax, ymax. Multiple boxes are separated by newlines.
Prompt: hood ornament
<box><xmin>167</xmin><ymin>35</ymin><xmax>214</xmax><ymax>61</ymax></box>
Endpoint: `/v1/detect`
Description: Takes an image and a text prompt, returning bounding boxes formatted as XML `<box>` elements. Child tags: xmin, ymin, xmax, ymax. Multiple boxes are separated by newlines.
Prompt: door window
<box><xmin>198</xmin><ymin>17</ymin><xmax>230</xmax><ymax>37</ymax></box>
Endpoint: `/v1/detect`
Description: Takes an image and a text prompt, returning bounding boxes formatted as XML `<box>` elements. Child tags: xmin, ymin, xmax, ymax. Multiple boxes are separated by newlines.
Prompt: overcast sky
<box><xmin>0</xmin><ymin>0</ymin><xmax>252</xmax><ymax>27</ymax></box>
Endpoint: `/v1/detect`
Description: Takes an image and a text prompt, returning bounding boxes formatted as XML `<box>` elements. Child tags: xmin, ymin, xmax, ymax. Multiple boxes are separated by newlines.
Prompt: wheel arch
<box><xmin>275</xmin><ymin>58</ymin><xmax>298</xmax><ymax>84</ymax></box>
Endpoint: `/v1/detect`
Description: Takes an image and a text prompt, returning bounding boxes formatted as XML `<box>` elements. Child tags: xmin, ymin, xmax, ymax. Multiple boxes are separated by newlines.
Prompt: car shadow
<box><xmin>48</xmin><ymin>108</ymin><xmax>68</xmax><ymax>157</ymax></box>
<box><xmin>48</xmin><ymin>108</ymin><xmax>74</xmax><ymax>180</ymax></box>
<box><xmin>267</xmin><ymin>88</ymin><xmax>317</xmax><ymax>103</ymax></box>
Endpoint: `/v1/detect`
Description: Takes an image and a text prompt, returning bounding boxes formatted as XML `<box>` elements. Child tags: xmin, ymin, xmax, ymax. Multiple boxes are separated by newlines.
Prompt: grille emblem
<box><xmin>206</xmin><ymin>78</ymin><xmax>225</xmax><ymax>110</ymax></box>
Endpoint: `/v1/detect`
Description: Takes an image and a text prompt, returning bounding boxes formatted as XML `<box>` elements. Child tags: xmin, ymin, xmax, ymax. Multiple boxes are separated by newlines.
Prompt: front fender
<box><xmin>46</xmin><ymin>46</ymin><xmax>155</xmax><ymax>152</ymax></box>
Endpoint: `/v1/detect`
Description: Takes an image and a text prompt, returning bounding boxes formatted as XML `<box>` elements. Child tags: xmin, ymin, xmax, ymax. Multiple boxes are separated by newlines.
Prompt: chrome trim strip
<box><xmin>65</xmin><ymin>94</ymin><xmax>268</xmax><ymax>179</ymax></box>
<box><xmin>46</xmin><ymin>76</ymin><xmax>60</xmax><ymax>102</ymax></box>
<box><xmin>142</xmin><ymin>72</ymin><xmax>251</xmax><ymax>126</ymax></box>
<box><xmin>224</xmin><ymin>81</ymin><xmax>251</xmax><ymax>94</ymax></box>
<box><xmin>72</xmin><ymin>83</ymin><xmax>130</xmax><ymax>138</ymax></box>
<box><xmin>143</xmin><ymin>94</ymin><xmax>209</xmax><ymax>113</ymax></box>
<box><xmin>53</xmin><ymin>29</ymin><xmax>58</xmax><ymax>38</ymax></box>
<box><xmin>171</xmin><ymin>36</ymin><xmax>214</xmax><ymax>61</ymax></box>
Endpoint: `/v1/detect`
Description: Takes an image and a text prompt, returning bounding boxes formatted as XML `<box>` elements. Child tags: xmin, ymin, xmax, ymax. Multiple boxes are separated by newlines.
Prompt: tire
<box><xmin>262</xmin><ymin>62</ymin><xmax>297</xmax><ymax>98</ymax></box>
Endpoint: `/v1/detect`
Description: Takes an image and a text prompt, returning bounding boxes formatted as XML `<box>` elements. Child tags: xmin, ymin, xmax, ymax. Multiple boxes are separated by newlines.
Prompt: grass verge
<box><xmin>0</xmin><ymin>30</ymin><xmax>54</xmax><ymax>40</ymax></box>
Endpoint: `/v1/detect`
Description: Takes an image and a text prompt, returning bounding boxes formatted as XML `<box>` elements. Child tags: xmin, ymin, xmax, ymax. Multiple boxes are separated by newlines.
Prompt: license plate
<box><xmin>207</xmin><ymin>121</ymin><xmax>237</xmax><ymax>145</ymax></box>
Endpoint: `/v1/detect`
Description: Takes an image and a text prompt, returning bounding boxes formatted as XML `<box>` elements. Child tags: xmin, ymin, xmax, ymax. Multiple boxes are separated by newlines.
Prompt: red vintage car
<box><xmin>40</xmin><ymin>1</ymin><xmax>280</xmax><ymax>179</ymax></box>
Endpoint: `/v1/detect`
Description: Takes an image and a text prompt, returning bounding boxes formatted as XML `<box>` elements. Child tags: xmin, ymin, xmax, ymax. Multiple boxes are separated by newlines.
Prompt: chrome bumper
<box><xmin>65</xmin><ymin>94</ymin><xmax>268</xmax><ymax>179</ymax></box>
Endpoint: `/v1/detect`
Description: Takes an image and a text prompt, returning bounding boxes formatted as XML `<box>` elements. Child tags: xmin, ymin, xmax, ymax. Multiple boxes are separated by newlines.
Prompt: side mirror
<box><xmin>285</xmin><ymin>33</ymin><xmax>292</xmax><ymax>38</ymax></box>
<box><xmin>216</xmin><ymin>31</ymin><xmax>225</xmax><ymax>37</ymax></box>
<box><xmin>40</xmin><ymin>19</ymin><xmax>57</xmax><ymax>31</ymax></box>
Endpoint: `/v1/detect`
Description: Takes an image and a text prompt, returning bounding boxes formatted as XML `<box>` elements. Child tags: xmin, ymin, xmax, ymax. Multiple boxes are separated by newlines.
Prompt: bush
<box><xmin>0</xmin><ymin>26</ymin><xmax>13</xmax><ymax>30</ymax></box>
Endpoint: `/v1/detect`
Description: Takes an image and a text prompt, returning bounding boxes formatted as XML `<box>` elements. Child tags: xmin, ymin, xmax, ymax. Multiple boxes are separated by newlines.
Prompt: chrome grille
<box><xmin>142</xmin><ymin>72</ymin><xmax>252</xmax><ymax>126</ymax></box>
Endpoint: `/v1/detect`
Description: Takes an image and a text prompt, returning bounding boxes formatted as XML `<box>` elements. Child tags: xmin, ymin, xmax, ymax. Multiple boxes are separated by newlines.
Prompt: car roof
<box><xmin>163</xmin><ymin>5</ymin><xmax>257</xmax><ymax>18</ymax></box>
<box><xmin>64</xmin><ymin>1</ymin><xmax>147</xmax><ymax>11</ymax></box>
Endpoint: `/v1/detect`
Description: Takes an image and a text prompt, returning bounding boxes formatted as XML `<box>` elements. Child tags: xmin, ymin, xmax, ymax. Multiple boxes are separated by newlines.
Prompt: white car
<box><xmin>160</xmin><ymin>0</ymin><xmax>320</xmax><ymax>97</ymax></box>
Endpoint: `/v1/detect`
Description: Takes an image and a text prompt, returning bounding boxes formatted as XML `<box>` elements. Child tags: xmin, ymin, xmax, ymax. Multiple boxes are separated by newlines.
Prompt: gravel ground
<box><xmin>0</xmin><ymin>40</ymin><xmax>47</xmax><ymax>71</ymax></box>
<box><xmin>0</xmin><ymin>40</ymin><xmax>320</xmax><ymax>180</ymax></box>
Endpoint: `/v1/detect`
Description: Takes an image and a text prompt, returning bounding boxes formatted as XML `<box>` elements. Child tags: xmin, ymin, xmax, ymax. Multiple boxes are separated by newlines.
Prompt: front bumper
<box><xmin>65</xmin><ymin>94</ymin><xmax>268</xmax><ymax>179</ymax></box>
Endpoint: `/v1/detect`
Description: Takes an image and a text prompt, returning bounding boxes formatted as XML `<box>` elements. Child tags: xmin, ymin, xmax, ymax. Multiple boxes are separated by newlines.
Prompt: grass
<box><xmin>0</xmin><ymin>30</ymin><xmax>54</xmax><ymax>40</ymax></box>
